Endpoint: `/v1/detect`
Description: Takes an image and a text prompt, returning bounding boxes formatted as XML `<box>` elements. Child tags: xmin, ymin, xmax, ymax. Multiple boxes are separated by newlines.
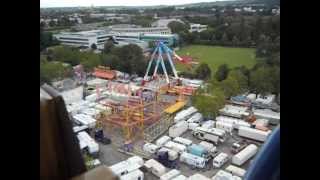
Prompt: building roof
<box><xmin>93</xmin><ymin>68</ymin><xmax>116</xmax><ymax>80</ymax></box>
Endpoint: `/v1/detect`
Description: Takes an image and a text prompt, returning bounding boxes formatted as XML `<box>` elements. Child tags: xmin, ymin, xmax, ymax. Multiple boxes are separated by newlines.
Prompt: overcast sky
<box><xmin>40</xmin><ymin>0</ymin><xmax>227</xmax><ymax>8</ymax></box>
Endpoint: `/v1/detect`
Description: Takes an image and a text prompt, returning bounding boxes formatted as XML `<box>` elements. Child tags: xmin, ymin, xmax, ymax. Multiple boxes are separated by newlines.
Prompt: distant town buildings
<box><xmin>189</xmin><ymin>23</ymin><xmax>208</xmax><ymax>33</ymax></box>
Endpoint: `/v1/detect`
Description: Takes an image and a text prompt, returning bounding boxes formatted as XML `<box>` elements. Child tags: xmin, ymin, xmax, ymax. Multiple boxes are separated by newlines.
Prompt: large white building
<box><xmin>189</xmin><ymin>23</ymin><xmax>208</xmax><ymax>33</ymax></box>
<box><xmin>53</xmin><ymin>30</ymin><xmax>113</xmax><ymax>49</ymax></box>
<box><xmin>109</xmin><ymin>26</ymin><xmax>171</xmax><ymax>35</ymax></box>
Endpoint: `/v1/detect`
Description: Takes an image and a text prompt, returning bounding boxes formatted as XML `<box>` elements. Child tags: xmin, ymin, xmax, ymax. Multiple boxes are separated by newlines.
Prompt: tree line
<box><xmin>169</xmin><ymin>14</ymin><xmax>279</xmax><ymax>48</ymax></box>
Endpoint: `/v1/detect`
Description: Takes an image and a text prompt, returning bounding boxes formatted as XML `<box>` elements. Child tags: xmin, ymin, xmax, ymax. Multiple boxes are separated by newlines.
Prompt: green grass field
<box><xmin>176</xmin><ymin>45</ymin><xmax>256</xmax><ymax>72</ymax></box>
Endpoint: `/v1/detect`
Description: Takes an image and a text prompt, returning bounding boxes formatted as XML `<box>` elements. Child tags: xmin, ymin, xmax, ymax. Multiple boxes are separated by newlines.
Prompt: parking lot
<box><xmin>97</xmin><ymin>123</ymin><xmax>268</xmax><ymax>179</ymax></box>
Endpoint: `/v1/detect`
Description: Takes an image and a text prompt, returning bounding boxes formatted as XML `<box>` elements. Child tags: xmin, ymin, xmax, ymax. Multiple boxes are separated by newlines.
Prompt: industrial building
<box><xmin>53</xmin><ymin>30</ymin><xmax>113</xmax><ymax>49</ymax></box>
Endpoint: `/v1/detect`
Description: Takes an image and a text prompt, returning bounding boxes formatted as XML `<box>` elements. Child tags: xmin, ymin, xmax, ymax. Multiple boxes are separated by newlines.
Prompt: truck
<box><xmin>144</xmin><ymin>159</ymin><xmax>166</xmax><ymax>177</ymax></box>
<box><xmin>160</xmin><ymin>169</ymin><xmax>181</xmax><ymax>180</ymax></box>
<box><xmin>201</xmin><ymin>120</ymin><xmax>215</xmax><ymax>129</ymax></box>
<box><xmin>219</xmin><ymin>105</ymin><xmax>250</xmax><ymax>119</ymax></box>
<box><xmin>158</xmin><ymin>147</ymin><xmax>179</xmax><ymax>161</ymax></box>
<box><xmin>120</xmin><ymin>169</ymin><xmax>144</xmax><ymax>180</ymax></box>
<box><xmin>77</xmin><ymin>131</ymin><xmax>99</xmax><ymax>156</ymax></box>
<box><xmin>212</xmin><ymin>170</ymin><xmax>241</xmax><ymax>180</ymax></box>
<box><xmin>172</xmin><ymin>175</ymin><xmax>187</xmax><ymax>180</ymax></box>
<box><xmin>215</xmin><ymin>116</ymin><xmax>251</xmax><ymax>129</ymax></box>
<box><xmin>174</xmin><ymin>106</ymin><xmax>197</xmax><ymax>123</ymax></box>
<box><xmin>198</xmin><ymin>141</ymin><xmax>218</xmax><ymax>157</ymax></box>
<box><xmin>232</xmin><ymin>144</ymin><xmax>258</xmax><ymax>166</ymax></box>
<box><xmin>73</xmin><ymin>113</ymin><xmax>97</xmax><ymax>128</ymax></box>
<box><xmin>187</xmin><ymin>113</ymin><xmax>203</xmax><ymax>123</ymax></box>
<box><xmin>143</xmin><ymin>143</ymin><xmax>160</xmax><ymax>155</ymax></box>
<box><xmin>231</xmin><ymin>140</ymin><xmax>248</xmax><ymax>154</ymax></box>
<box><xmin>187</xmin><ymin>174</ymin><xmax>211</xmax><ymax>180</ymax></box>
<box><xmin>193</xmin><ymin>127</ymin><xmax>226</xmax><ymax>145</ymax></box>
<box><xmin>173</xmin><ymin>137</ymin><xmax>193</xmax><ymax>147</ymax></box>
<box><xmin>215</xmin><ymin>121</ymin><xmax>234</xmax><ymax>133</ymax></box>
<box><xmin>109</xmin><ymin>159</ymin><xmax>142</xmax><ymax>177</ymax></box>
<box><xmin>156</xmin><ymin>136</ymin><xmax>172</xmax><ymax>147</ymax></box>
<box><xmin>179</xmin><ymin>152</ymin><xmax>206</xmax><ymax>169</ymax></box>
<box><xmin>157</xmin><ymin>149</ymin><xmax>179</xmax><ymax>168</ymax></box>
<box><xmin>238</xmin><ymin>126</ymin><xmax>271</xmax><ymax>142</ymax></box>
<box><xmin>188</xmin><ymin>122</ymin><xmax>200</xmax><ymax>131</ymax></box>
<box><xmin>187</xmin><ymin>144</ymin><xmax>210</xmax><ymax>160</ymax></box>
<box><xmin>225</xmin><ymin>165</ymin><xmax>246</xmax><ymax>177</ymax></box>
<box><xmin>164</xmin><ymin>141</ymin><xmax>187</xmax><ymax>154</ymax></box>
<box><xmin>212</xmin><ymin>152</ymin><xmax>229</xmax><ymax>168</ymax></box>
<box><xmin>169</xmin><ymin>121</ymin><xmax>188</xmax><ymax>138</ymax></box>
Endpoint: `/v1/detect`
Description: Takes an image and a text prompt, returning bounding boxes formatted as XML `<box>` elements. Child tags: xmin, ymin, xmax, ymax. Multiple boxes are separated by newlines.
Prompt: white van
<box><xmin>212</xmin><ymin>152</ymin><xmax>229</xmax><ymax>168</ymax></box>
<box><xmin>120</xmin><ymin>169</ymin><xmax>144</xmax><ymax>180</ymax></box>
<box><xmin>143</xmin><ymin>143</ymin><xmax>160</xmax><ymax>154</ymax></box>
<box><xmin>144</xmin><ymin>159</ymin><xmax>166</xmax><ymax>177</ymax></box>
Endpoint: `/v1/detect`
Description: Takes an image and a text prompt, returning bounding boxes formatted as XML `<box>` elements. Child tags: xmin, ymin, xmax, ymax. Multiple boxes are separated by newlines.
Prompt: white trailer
<box><xmin>187</xmin><ymin>174</ymin><xmax>211</xmax><ymax>180</ymax></box>
<box><xmin>232</xmin><ymin>144</ymin><xmax>258</xmax><ymax>166</ymax></box>
<box><xmin>158</xmin><ymin>147</ymin><xmax>179</xmax><ymax>160</ymax></box>
<box><xmin>173</xmin><ymin>137</ymin><xmax>193</xmax><ymax>146</ymax></box>
<box><xmin>225</xmin><ymin>165</ymin><xmax>246</xmax><ymax>177</ymax></box>
<box><xmin>164</xmin><ymin>141</ymin><xmax>187</xmax><ymax>154</ymax></box>
<box><xmin>238</xmin><ymin>126</ymin><xmax>271</xmax><ymax>142</ymax></box>
<box><xmin>253</xmin><ymin>109</ymin><xmax>280</xmax><ymax>125</ymax></box>
<box><xmin>160</xmin><ymin>169</ymin><xmax>181</xmax><ymax>180</ymax></box>
<box><xmin>201</xmin><ymin>120</ymin><xmax>215</xmax><ymax>129</ymax></box>
<box><xmin>172</xmin><ymin>175</ymin><xmax>187</xmax><ymax>180</ymax></box>
<box><xmin>156</xmin><ymin>136</ymin><xmax>172</xmax><ymax>147</ymax></box>
<box><xmin>212</xmin><ymin>152</ymin><xmax>229</xmax><ymax>168</ymax></box>
<box><xmin>212</xmin><ymin>170</ymin><xmax>241</xmax><ymax>180</ymax></box>
<box><xmin>174</xmin><ymin>107</ymin><xmax>198</xmax><ymax>123</ymax></box>
<box><xmin>253</xmin><ymin>119</ymin><xmax>269</xmax><ymax>127</ymax></box>
<box><xmin>169</xmin><ymin>121</ymin><xmax>188</xmax><ymax>138</ymax></box>
<box><xmin>193</xmin><ymin>127</ymin><xmax>226</xmax><ymax>144</ymax></box>
<box><xmin>73</xmin><ymin>113</ymin><xmax>97</xmax><ymax>128</ymax></box>
<box><xmin>144</xmin><ymin>159</ymin><xmax>166</xmax><ymax>177</ymax></box>
<box><xmin>120</xmin><ymin>169</ymin><xmax>144</xmax><ymax>180</ymax></box>
<box><xmin>215</xmin><ymin>121</ymin><xmax>234</xmax><ymax>133</ymax></box>
<box><xmin>179</xmin><ymin>152</ymin><xmax>206</xmax><ymax>169</ymax></box>
<box><xmin>73</xmin><ymin>125</ymin><xmax>88</xmax><ymax>133</ymax></box>
<box><xmin>215</xmin><ymin>116</ymin><xmax>250</xmax><ymax>129</ymax></box>
<box><xmin>188</xmin><ymin>122</ymin><xmax>200</xmax><ymax>131</ymax></box>
<box><xmin>143</xmin><ymin>143</ymin><xmax>160</xmax><ymax>154</ymax></box>
<box><xmin>77</xmin><ymin>131</ymin><xmax>99</xmax><ymax>155</ymax></box>
<box><xmin>219</xmin><ymin>105</ymin><xmax>249</xmax><ymax>118</ymax></box>
<box><xmin>198</xmin><ymin>141</ymin><xmax>217</xmax><ymax>155</ymax></box>
<box><xmin>127</xmin><ymin>156</ymin><xmax>144</xmax><ymax>167</ymax></box>
<box><xmin>187</xmin><ymin>113</ymin><xmax>203</xmax><ymax>123</ymax></box>
<box><xmin>109</xmin><ymin>160</ymin><xmax>141</xmax><ymax>177</ymax></box>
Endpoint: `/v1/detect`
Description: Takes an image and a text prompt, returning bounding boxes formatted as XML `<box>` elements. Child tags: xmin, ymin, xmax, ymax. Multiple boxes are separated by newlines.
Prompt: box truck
<box><xmin>156</xmin><ymin>135</ymin><xmax>172</xmax><ymax>147</ymax></box>
<box><xmin>180</xmin><ymin>152</ymin><xmax>206</xmax><ymax>169</ymax></box>
<box><xmin>187</xmin><ymin>144</ymin><xmax>209</xmax><ymax>159</ymax></box>
<box><xmin>169</xmin><ymin>121</ymin><xmax>188</xmax><ymax>138</ymax></box>
<box><xmin>238</xmin><ymin>126</ymin><xmax>271</xmax><ymax>142</ymax></box>
<box><xmin>77</xmin><ymin>131</ymin><xmax>99</xmax><ymax>156</ymax></box>
<box><xmin>174</xmin><ymin>107</ymin><xmax>197</xmax><ymax>123</ymax></box>
<box><xmin>198</xmin><ymin>141</ymin><xmax>218</xmax><ymax>157</ymax></box>
<box><xmin>232</xmin><ymin>144</ymin><xmax>258</xmax><ymax>166</ymax></box>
